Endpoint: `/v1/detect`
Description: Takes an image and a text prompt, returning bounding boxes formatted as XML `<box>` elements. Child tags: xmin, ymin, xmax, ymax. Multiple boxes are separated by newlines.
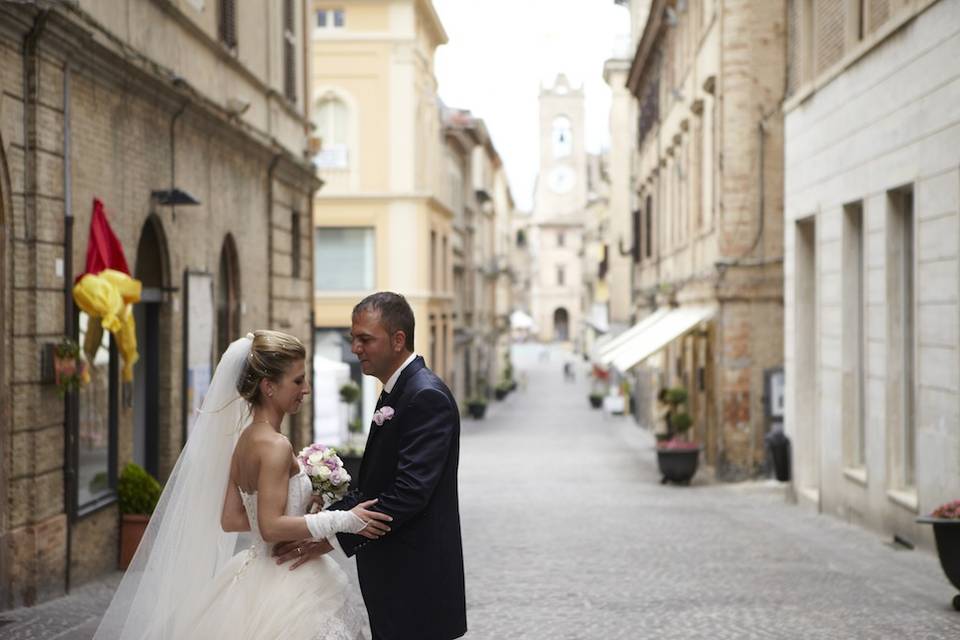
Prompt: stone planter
<box><xmin>119</xmin><ymin>513</ymin><xmax>150</xmax><ymax>569</ymax></box>
<box><xmin>467</xmin><ymin>402</ymin><xmax>487</xmax><ymax>419</ymax></box>
<box><xmin>656</xmin><ymin>447</ymin><xmax>701</xmax><ymax>485</ymax></box>
<box><xmin>916</xmin><ymin>517</ymin><xmax>960</xmax><ymax>611</ymax></box>
<box><xmin>494</xmin><ymin>388</ymin><xmax>509</xmax><ymax>401</ymax></box>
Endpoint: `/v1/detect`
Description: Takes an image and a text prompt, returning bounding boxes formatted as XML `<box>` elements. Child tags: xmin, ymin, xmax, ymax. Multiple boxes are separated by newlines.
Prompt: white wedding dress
<box><xmin>174</xmin><ymin>467</ymin><xmax>369</xmax><ymax>639</ymax></box>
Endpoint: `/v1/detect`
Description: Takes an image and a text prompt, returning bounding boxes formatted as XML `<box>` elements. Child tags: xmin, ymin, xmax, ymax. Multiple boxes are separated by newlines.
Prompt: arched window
<box><xmin>314</xmin><ymin>96</ymin><xmax>349</xmax><ymax>169</ymax></box>
<box><xmin>217</xmin><ymin>234</ymin><xmax>241</xmax><ymax>361</ymax></box>
<box><xmin>552</xmin><ymin>115</ymin><xmax>572</xmax><ymax>158</ymax></box>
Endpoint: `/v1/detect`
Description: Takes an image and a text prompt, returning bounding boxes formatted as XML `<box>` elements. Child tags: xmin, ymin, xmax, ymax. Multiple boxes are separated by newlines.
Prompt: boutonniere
<box><xmin>373</xmin><ymin>406</ymin><xmax>395</xmax><ymax>426</ymax></box>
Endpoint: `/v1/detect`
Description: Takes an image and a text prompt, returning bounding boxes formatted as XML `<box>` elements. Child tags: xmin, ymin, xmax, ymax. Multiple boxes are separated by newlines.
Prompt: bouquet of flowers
<box><xmin>296</xmin><ymin>443</ymin><xmax>351</xmax><ymax>510</ymax></box>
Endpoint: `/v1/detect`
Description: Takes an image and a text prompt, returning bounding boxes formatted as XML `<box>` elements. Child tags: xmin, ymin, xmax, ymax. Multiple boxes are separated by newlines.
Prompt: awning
<box><xmin>609</xmin><ymin>305</ymin><xmax>715</xmax><ymax>372</ymax></box>
<box><xmin>595</xmin><ymin>308</ymin><xmax>670</xmax><ymax>365</ymax></box>
<box><xmin>510</xmin><ymin>310</ymin><xmax>535</xmax><ymax>330</ymax></box>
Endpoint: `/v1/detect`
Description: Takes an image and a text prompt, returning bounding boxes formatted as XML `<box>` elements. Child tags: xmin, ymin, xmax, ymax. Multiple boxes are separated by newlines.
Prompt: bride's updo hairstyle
<box><xmin>237</xmin><ymin>330</ymin><xmax>306</xmax><ymax>405</ymax></box>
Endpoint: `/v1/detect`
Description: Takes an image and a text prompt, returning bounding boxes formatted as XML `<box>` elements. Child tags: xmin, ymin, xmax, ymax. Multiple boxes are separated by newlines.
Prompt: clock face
<box><xmin>548</xmin><ymin>165</ymin><xmax>575</xmax><ymax>194</ymax></box>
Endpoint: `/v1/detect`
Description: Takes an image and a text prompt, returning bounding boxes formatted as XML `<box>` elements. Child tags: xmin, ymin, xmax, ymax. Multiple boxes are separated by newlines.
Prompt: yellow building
<box><xmin>308</xmin><ymin>1</ymin><xmax>453</xmax><ymax>420</ymax></box>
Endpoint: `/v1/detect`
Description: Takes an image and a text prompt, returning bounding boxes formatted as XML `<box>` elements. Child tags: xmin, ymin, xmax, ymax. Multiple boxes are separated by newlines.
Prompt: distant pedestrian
<box><xmin>563</xmin><ymin>362</ymin><xmax>575</xmax><ymax>382</ymax></box>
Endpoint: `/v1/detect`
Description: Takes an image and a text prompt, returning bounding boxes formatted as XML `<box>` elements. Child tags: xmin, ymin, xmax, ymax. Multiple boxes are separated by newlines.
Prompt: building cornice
<box><xmin>626</xmin><ymin>0</ymin><xmax>665</xmax><ymax>96</ymax></box>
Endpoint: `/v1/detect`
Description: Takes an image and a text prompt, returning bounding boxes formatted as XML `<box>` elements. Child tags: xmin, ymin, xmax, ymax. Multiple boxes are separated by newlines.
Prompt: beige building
<box><xmin>784</xmin><ymin>0</ymin><xmax>960</xmax><ymax>548</ymax></box>
<box><xmin>309</xmin><ymin>0</ymin><xmax>453</xmax><ymax>418</ymax></box>
<box><xmin>613</xmin><ymin>0</ymin><xmax>786</xmax><ymax>479</ymax></box>
<box><xmin>0</xmin><ymin>0</ymin><xmax>318</xmax><ymax>607</ymax></box>
<box><xmin>530</xmin><ymin>74</ymin><xmax>587</xmax><ymax>344</ymax></box>
<box><xmin>442</xmin><ymin>108</ymin><xmax>515</xmax><ymax>403</ymax></box>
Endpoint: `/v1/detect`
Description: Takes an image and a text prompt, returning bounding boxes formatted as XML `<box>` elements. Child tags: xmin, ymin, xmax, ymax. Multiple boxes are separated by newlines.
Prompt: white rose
<box><xmin>316</xmin><ymin>465</ymin><xmax>331</xmax><ymax>480</ymax></box>
<box><xmin>308</xmin><ymin>453</ymin><xmax>323</xmax><ymax>465</ymax></box>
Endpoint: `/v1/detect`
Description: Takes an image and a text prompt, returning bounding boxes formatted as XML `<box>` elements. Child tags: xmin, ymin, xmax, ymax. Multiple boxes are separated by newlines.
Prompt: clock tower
<box><xmin>533</xmin><ymin>74</ymin><xmax>588</xmax><ymax>221</ymax></box>
<box><xmin>529</xmin><ymin>74</ymin><xmax>587</xmax><ymax>344</ymax></box>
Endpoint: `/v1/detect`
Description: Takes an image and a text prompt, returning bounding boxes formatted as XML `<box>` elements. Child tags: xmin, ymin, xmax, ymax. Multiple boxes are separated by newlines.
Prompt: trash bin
<box><xmin>764</xmin><ymin>429</ymin><xmax>791</xmax><ymax>482</ymax></box>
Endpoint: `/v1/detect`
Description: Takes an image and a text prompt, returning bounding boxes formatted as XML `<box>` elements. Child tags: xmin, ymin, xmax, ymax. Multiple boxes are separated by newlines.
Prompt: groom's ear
<box><xmin>392</xmin><ymin>330</ymin><xmax>407</xmax><ymax>352</ymax></box>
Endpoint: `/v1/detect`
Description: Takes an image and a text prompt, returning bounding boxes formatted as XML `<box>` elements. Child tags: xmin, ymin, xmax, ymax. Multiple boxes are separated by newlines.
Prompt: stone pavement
<box><xmin>459</xmin><ymin>344</ymin><xmax>960</xmax><ymax>639</ymax></box>
<box><xmin>3</xmin><ymin>343</ymin><xmax>960</xmax><ymax>639</ymax></box>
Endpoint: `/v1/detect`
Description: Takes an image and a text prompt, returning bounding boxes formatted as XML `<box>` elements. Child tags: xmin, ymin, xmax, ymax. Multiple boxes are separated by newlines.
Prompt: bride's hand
<box><xmin>350</xmin><ymin>499</ymin><xmax>393</xmax><ymax>539</ymax></box>
<box><xmin>273</xmin><ymin>539</ymin><xmax>333</xmax><ymax>570</ymax></box>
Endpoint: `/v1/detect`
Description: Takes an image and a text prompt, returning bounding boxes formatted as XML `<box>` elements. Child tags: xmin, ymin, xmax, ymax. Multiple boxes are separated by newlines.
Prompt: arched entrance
<box><xmin>217</xmin><ymin>234</ymin><xmax>241</xmax><ymax>361</ymax></box>
<box><xmin>553</xmin><ymin>307</ymin><xmax>570</xmax><ymax>342</ymax></box>
<box><xmin>133</xmin><ymin>215</ymin><xmax>170</xmax><ymax>478</ymax></box>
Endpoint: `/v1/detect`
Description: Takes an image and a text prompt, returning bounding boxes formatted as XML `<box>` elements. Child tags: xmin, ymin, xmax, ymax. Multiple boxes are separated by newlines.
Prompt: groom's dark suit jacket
<box><xmin>334</xmin><ymin>356</ymin><xmax>467</xmax><ymax>640</ymax></box>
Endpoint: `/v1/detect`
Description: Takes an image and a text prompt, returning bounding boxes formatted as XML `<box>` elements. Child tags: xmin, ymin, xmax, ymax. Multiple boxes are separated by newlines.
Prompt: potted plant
<box><xmin>466</xmin><ymin>396</ymin><xmax>488</xmax><ymax>419</ymax></box>
<box><xmin>494</xmin><ymin>381</ymin><xmax>512</xmax><ymax>401</ymax></box>
<box><xmin>656</xmin><ymin>388</ymin><xmax>701</xmax><ymax>484</ymax></box>
<box><xmin>53</xmin><ymin>337</ymin><xmax>86</xmax><ymax>397</ymax></box>
<box><xmin>117</xmin><ymin>462</ymin><xmax>162</xmax><ymax>569</ymax></box>
<box><xmin>588</xmin><ymin>391</ymin><xmax>604</xmax><ymax>409</ymax></box>
<box><xmin>916</xmin><ymin>499</ymin><xmax>960</xmax><ymax>611</ymax></box>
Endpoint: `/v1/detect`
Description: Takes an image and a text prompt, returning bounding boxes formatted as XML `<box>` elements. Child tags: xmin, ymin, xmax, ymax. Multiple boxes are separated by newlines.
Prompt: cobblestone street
<box><xmin>3</xmin><ymin>344</ymin><xmax>960</xmax><ymax>639</ymax></box>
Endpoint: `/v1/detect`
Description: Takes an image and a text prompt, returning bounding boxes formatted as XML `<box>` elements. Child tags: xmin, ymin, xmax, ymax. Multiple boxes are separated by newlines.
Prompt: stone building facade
<box><xmin>0</xmin><ymin>0</ymin><xmax>318</xmax><ymax>608</ymax></box>
<box><xmin>309</xmin><ymin>0</ymin><xmax>453</xmax><ymax>421</ymax></box>
<box><xmin>783</xmin><ymin>0</ymin><xmax>960</xmax><ymax>548</ymax></box>
<box><xmin>623</xmin><ymin>0</ymin><xmax>786</xmax><ymax>479</ymax></box>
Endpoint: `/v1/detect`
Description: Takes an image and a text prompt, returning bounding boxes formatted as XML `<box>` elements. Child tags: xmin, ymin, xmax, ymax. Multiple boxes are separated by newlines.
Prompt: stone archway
<box><xmin>553</xmin><ymin>307</ymin><xmax>570</xmax><ymax>342</ymax></box>
<box><xmin>133</xmin><ymin>215</ymin><xmax>171</xmax><ymax>479</ymax></box>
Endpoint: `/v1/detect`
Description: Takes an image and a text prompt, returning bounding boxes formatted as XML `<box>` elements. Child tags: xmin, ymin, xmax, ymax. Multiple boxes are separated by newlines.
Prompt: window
<box><xmin>556</xmin><ymin>265</ymin><xmax>565</xmax><ymax>286</ymax></box>
<box><xmin>314</xmin><ymin>97</ymin><xmax>349</xmax><ymax>169</ymax></box>
<box><xmin>75</xmin><ymin>312</ymin><xmax>119</xmax><ymax>513</ymax></box>
<box><xmin>887</xmin><ymin>187</ymin><xmax>915</xmax><ymax>489</ymax></box>
<box><xmin>315</xmin><ymin>227</ymin><xmax>374</xmax><ymax>291</ymax></box>
<box><xmin>552</xmin><ymin>116</ymin><xmax>573</xmax><ymax>158</ymax></box>
<box><xmin>645</xmin><ymin>195</ymin><xmax>653</xmax><ymax>258</ymax></box>
<box><xmin>317</xmin><ymin>8</ymin><xmax>345</xmax><ymax>29</ymax></box>
<box><xmin>557</xmin><ymin>231</ymin><xmax>565</xmax><ymax>247</ymax></box>
<box><xmin>842</xmin><ymin>202</ymin><xmax>865</xmax><ymax>468</ymax></box>
<box><xmin>218</xmin><ymin>0</ymin><xmax>237</xmax><ymax>48</ymax></box>
<box><xmin>430</xmin><ymin>231</ymin><xmax>437</xmax><ymax>291</ymax></box>
<box><xmin>291</xmin><ymin>211</ymin><xmax>301</xmax><ymax>278</ymax></box>
<box><xmin>442</xmin><ymin>235</ymin><xmax>448</xmax><ymax>291</ymax></box>
<box><xmin>283</xmin><ymin>0</ymin><xmax>297</xmax><ymax>102</ymax></box>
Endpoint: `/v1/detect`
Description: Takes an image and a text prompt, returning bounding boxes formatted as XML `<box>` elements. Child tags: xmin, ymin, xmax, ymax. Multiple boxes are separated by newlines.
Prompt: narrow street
<box><xmin>460</xmin><ymin>344</ymin><xmax>960</xmax><ymax>639</ymax></box>
<box><xmin>2</xmin><ymin>344</ymin><xmax>960</xmax><ymax>639</ymax></box>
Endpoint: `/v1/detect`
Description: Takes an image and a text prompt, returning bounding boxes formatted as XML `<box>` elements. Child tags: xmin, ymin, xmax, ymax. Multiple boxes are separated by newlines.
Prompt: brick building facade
<box><xmin>0</xmin><ymin>1</ymin><xmax>318</xmax><ymax>608</ymax></box>
<box><xmin>621</xmin><ymin>0</ymin><xmax>786</xmax><ymax>480</ymax></box>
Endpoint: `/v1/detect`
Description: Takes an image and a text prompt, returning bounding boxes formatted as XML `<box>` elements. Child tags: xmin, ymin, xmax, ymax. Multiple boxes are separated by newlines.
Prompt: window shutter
<box><xmin>219</xmin><ymin>0</ymin><xmax>237</xmax><ymax>49</ymax></box>
<box><xmin>283</xmin><ymin>0</ymin><xmax>296</xmax><ymax>102</ymax></box>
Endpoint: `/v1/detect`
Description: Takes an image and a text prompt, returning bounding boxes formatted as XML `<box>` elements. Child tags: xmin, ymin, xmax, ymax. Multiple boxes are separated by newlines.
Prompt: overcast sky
<box><xmin>433</xmin><ymin>0</ymin><xmax>631</xmax><ymax>212</ymax></box>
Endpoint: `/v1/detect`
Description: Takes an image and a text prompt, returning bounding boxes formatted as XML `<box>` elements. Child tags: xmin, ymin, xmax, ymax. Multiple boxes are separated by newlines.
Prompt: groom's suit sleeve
<box><xmin>337</xmin><ymin>387</ymin><xmax>455</xmax><ymax>557</ymax></box>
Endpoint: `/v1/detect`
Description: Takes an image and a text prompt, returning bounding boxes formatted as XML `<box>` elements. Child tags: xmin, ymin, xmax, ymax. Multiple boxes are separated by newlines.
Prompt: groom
<box><xmin>280</xmin><ymin>292</ymin><xmax>467</xmax><ymax>640</ymax></box>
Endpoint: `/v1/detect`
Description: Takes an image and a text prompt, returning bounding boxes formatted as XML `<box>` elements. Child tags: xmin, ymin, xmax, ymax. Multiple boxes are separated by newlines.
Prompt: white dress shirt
<box><xmin>383</xmin><ymin>352</ymin><xmax>418</xmax><ymax>394</ymax></box>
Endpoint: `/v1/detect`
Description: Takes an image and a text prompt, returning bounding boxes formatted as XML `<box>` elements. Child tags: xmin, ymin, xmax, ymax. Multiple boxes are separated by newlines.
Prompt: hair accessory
<box><xmin>245</xmin><ymin>332</ymin><xmax>255</xmax><ymax>340</ymax></box>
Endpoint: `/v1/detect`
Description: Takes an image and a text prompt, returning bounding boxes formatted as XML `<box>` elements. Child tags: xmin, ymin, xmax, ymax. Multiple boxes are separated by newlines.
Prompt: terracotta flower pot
<box><xmin>119</xmin><ymin>513</ymin><xmax>150</xmax><ymax>569</ymax></box>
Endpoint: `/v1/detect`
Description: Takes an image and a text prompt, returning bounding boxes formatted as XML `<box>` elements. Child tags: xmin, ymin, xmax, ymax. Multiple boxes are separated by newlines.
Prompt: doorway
<box><xmin>133</xmin><ymin>216</ymin><xmax>169</xmax><ymax>478</ymax></box>
<box><xmin>553</xmin><ymin>307</ymin><xmax>570</xmax><ymax>341</ymax></box>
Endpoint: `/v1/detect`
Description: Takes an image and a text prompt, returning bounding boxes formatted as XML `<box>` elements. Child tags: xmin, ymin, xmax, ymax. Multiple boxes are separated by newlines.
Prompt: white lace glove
<box><xmin>304</xmin><ymin>510</ymin><xmax>367</xmax><ymax>540</ymax></box>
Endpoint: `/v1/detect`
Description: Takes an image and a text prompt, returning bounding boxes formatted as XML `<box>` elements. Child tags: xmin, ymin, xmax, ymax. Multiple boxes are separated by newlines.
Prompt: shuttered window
<box><xmin>283</xmin><ymin>0</ymin><xmax>296</xmax><ymax>101</ymax></box>
<box><xmin>219</xmin><ymin>0</ymin><xmax>237</xmax><ymax>49</ymax></box>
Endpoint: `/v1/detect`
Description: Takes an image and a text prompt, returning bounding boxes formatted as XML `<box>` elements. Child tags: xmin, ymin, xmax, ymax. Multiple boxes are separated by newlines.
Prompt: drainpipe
<box><xmin>169</xmin><ymin>101</ymin><xmax>188</xmax><ymax>223</ymax></box>
<box><xmin>62</xmin><ymin>58</ymin><xmax>74</xmax><ymax>595</ymax></box>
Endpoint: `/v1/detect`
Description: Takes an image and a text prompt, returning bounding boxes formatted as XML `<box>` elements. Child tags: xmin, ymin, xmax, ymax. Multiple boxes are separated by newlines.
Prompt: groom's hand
<box><xmin>273</xmin><ymin>539</ymin><xmax>333</xmax><ymax>570</ymax></box>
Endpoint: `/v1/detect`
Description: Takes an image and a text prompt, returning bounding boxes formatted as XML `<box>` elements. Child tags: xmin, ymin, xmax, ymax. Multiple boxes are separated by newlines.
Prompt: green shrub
<box><xmin>118</xmin><ymin>463</ymin><xmax>162</xmax><ymax>515</ymax></box>
<box><xmin>671</xmin><ymin>412</ymin><xmax>693</xmax><ymax>434</ymax></box>
<box><xmin>666</xmin><ymin>387</ymin><xmax>688</xmax><ymax>406</ymax></box>
<box><xmin>339</xmin><ymin>381</ymin><xmax>361</xmax><ymax>404</ymax></box>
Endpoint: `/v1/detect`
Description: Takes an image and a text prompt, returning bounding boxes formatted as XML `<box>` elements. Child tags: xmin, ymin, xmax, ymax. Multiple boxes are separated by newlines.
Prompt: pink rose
<box><xmin>373</xmin><ymin>406</ymin><xmax>395</xmax><ymax>426</ymax></box>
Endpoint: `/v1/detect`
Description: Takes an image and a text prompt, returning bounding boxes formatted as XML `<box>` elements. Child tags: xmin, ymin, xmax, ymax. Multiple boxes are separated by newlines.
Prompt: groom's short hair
<box><xmin>353</xmin><ymin>292</ymin><xmax>415</xmax><ymax>351</ymax></box>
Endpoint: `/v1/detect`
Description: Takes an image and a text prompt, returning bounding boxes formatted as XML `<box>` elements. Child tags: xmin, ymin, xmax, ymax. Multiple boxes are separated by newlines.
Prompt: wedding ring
<box><xmin>297</xmin><ymin>546</ymin><xmax>303</xmax><ymax>555</ymax></box>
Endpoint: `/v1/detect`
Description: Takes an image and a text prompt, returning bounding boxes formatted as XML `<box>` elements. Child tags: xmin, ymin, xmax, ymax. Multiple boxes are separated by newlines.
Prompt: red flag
<box><xmin>77</xmin><ymin>198</ymin><xmax>130</xmax><ymax>282</ymax></box>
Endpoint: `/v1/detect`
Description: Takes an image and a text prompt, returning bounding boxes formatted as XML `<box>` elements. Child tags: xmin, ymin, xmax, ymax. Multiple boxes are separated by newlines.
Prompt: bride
<box><xmin>94</xmin><ymin>330</ymin><xmax>391</xmax><ymax>639</ymax></box>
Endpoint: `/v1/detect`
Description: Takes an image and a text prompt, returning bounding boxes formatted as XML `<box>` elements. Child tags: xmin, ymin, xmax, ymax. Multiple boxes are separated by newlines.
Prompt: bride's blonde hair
<box><xmin>237</xmin><ymin>330</ymin><xmax>306</xmax><ymax>405</ymax></box>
